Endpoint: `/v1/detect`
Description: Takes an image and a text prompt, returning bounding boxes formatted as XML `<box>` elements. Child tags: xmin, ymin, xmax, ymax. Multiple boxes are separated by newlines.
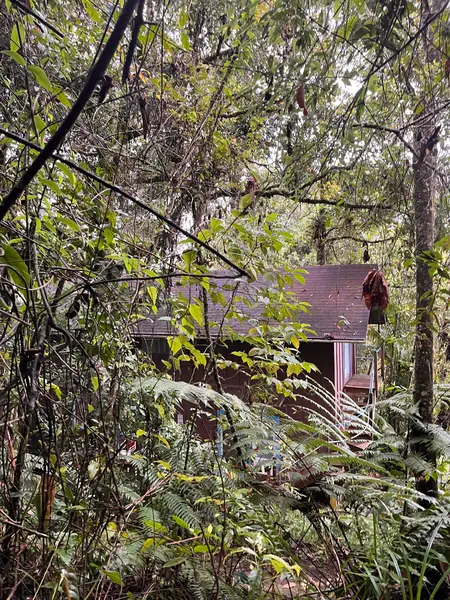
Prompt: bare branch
<box><xmin>327</xmin><ymin>236</ymin><xmax>395</xmax><ymax>244</ymax></box>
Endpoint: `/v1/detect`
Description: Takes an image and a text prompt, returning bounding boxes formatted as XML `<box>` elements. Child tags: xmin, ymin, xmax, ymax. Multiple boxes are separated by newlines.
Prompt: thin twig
<box><xmin>356</xmin><ymin>123</ymin><xmax>419</xmax><ymax>159</ymax></box>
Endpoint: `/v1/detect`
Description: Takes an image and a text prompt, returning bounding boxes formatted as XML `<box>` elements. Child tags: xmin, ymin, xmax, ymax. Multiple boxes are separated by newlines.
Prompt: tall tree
<box><xmin>412</xmin><ymin>1</ymin><xmax>441</xmax><ymax>500</ymax></box>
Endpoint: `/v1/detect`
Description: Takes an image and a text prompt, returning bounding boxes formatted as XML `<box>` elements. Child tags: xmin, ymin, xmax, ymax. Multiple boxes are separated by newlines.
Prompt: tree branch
<box><xmin>257</xmin><ymin>188</ymin><xmax>392</xmax><ymax>210</ymax></box>
<box><xmin>0</xmin><ymin>128</ymin><xmax>250</xmax><ymax>279</ymax></box>
<box><xmin>356</xmin><ymin>123</ymin><xmax>419</xmax><ymax>158</ymax></box>
<box><xmin>122</xmin><ymin>0</ymin><xmax>145</xmax><ymax>84</ymax></box>
<box><xmin>369</xmin><ymin>0</ymin><xmax>450</xmax><ymax>77</ymax></box>
<box><xmin>327</xmin><ymin>235</ymin><xmax>394</xmax><ymax>244</ymax></box>
<box><xmin>10</xmin><ymin>0</ymin><xmax>64</xmax><ymax>39</ymax></box>
<box><xmin>0</xmin><ymin>0</ymin><xmax>140</xmax><ymax>221</ymax></box>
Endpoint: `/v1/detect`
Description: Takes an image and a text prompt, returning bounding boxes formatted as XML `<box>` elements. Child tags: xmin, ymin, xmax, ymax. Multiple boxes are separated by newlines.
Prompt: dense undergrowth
<box><xmin>2</xmin><ymin>374</ymin><xmax>450</xmax><ymax>599</ymax></box>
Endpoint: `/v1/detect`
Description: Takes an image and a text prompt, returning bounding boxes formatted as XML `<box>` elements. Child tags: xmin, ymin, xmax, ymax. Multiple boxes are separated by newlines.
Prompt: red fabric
<box><xmin>362</xmin><ymin>269</ymin><xmax>389</xmax><ymax>311</ymax></box>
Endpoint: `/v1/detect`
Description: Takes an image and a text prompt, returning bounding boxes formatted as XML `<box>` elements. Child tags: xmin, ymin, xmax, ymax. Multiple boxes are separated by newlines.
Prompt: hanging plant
<box><xmin>362</xmin><ymin>269</ymin><xmax>389</xmax><ymax>311</ymax></box>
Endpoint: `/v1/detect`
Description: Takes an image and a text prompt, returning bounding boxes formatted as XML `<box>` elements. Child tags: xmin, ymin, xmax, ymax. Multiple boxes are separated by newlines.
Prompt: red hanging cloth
<box><xmin>362</xmin><ymin>269</ymin><xmax>389</xmax><ymax>311</ymax></box>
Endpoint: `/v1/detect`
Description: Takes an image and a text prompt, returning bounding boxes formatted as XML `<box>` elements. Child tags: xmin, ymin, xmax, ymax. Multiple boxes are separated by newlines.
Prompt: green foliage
<box><xmin>0</xmin><ymin>0</ymin><xmax>450</xmax><ymax>597</ymax></box>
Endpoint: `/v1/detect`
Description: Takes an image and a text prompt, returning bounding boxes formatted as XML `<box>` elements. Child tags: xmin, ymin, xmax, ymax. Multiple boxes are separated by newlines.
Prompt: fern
<box><xmin>162</xmin><ymin>491</ymin><xmax>200</xmax><ymax>529</ymax></box>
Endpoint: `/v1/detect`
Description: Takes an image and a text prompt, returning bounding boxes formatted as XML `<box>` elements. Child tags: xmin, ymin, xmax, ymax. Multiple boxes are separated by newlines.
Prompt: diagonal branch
<box><xmin>122</xmin><ymin>0</ymin><xmax>145</xmax><ymax>84</ymax></box>
<box><xmin>10</xmin><ymin>0</ymin><xmax>64</xmax><ymax>39</ymax></box>
<box><xmin>0</xmin><ymin>0</ymin><xmax>140</xmax><ymax>222</ymax></box>
<box><xmin>0</xmin><ymin>128</ymin><xmax>250</xmax><ymax>279</ymax></box>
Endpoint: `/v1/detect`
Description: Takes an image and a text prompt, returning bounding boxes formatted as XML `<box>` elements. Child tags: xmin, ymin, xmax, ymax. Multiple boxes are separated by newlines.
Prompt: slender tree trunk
<box><xmin>313</xmin><ymin>209</ymin><xmax>327</xmax><ymax>265</ymax></box>
<box><xmin>413</xmin><ymin>138</ymin><xmax>437</xmax><ymax>499</ymax></box>
<box><xmin>412</xmin><ymin>2</ymin><xmax>439</xmax><ymax>501</ymax></box>
<box><xmin>413</xmin><ymin>145</ymin><xmax>435</xmax><ymax>423</ymax></box>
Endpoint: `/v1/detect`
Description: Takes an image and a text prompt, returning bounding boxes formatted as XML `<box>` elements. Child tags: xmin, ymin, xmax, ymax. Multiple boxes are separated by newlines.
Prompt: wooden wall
<box><xmin>138</xmin><ymin>339</ymin><xmax>335</xmax><ymax>440</ymax></box>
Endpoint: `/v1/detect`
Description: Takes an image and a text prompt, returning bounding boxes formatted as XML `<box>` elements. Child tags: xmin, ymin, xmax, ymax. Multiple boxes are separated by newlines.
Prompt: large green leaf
<box><xmin>103</xmin><ymin>570</ymin><xmax>123</xmax><ymax>586</ymax></box>
<box><xmin>28</xmin><ymin>65</ymin><xmax>53</xmax><ymax>92</ymax></box>
<box><xmin>1</xmin><ymin>245</ymin><xmax>30</xmax><ymax>289</ymax></box>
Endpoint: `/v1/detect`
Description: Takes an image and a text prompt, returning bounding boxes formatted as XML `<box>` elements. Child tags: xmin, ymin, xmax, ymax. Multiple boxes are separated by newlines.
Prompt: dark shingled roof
<box><xmin>134</xmin><ymin>264</ymin><xmax>377</xmax><ymax>342</ymax></box>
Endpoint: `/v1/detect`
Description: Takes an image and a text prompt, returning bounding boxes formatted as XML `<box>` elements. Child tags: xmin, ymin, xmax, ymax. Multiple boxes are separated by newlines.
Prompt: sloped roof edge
<box><xmin>133</xmin><ymin>264</ymin><xmax>378</xmax><ymax>343</ymax></box>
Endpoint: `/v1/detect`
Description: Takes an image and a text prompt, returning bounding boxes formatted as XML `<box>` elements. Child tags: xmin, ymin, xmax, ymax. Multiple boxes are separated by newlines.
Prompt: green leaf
<box><xmin>92</xmin><ymin>376</ymin><xmax>99</xmax><ymax>391</ymax></box>
<box><xmin>181</xmin><ymin>33</ymin><xmax>191</xmax><ymax>51</ymax></box>
<box><xmin>40</xmin><ymin>178</ymin><xmax>63</xmax><ymax>196</ymax></box>
<box><xmin>60</xmin><ymin>217</ymin><xmax>81</xmax><ymax>232</ymax></box>
<box><xmin>168</xmin><ymin>337</ymin><xmax>182</xmax><ymax>355</ymax></box>
<box><xmin>103</xmin><ymin>227</ymin><xmax>114</xmax><ymax>246</ymax></box>
<box><xmin>210</xmin><ymin>218</ymin><xmax>223</xmax><ymax>233</ymax></box>
<box><xmin>263</xmin><ymin>554</ymin><xmax>297</xmax><ymax>575</ymax></box>
<box><xmin>189</xmin><ymin>303</ymin><xmax>204</xmax><ymax>326</ymax></box>
<box><xmin>172</xmin><ymin>515</ymin><xmax>191</xmax><ymax>530</ymax></box>
<box><xmin>1</xmin><ymin>245</ymin><xmax>30</xmax><ymax>289</ymax></box>
<box><xmin>143</xmin><ymin>520</ymin><xmax>167</xmax><ymax>532</ymax></box>
<box><xmin>179</xmin><ymin>9</ymin><xmax>188</xmax><ymax>27</ymax></box>
<box><xmin>51</xmin><ymin>383</ymin><xmax>62</xmax><ymax>400</ymax></box>
<box><xmin>33</xmin><ymin>114</ymin><xmax>46</xmax><ymax>139</ymax></box>
<box><xmin>193</xmin><ymin>544</ymin><xmax>209</xmax><ymax>553</ymax></box>
<box><xmin>103</xmin><ymin>570</ymin><xmax>123</xmax><ymax>586</ymax></box>
<box><xmin>163</xmin><ymin>556</ymin><xmax>187</xmax><ymax>568</ymax></box>
<box><xmin>82</xmin><ymin>0</ymin><xmax>103</xmax><ymax>23</ymax></box>
<box><xmin>147</xmin><ymin>286</ymin><xmax>158</xmax><ymax>304</ymax></box>
<box><xmin>57</xmin><ymin>163</ymin><xmax>77</xmax><ymax>186</ymax></box>
<box><xmin>191</xmin><ymin>347</ymin><xmax>207</xmax><ymax>366</ymax></box>
<box><xmin>239</xmin><ymin>193</ymin><xmax>253</xmax><ymax>210</ymax></box>
<box><xmin>28</xmin><ymin>65</ymin><xmax>53</xmax><ymax>92</ymax></box>
<box><xmin>53</xmin><ymin>86</ymin><xmax>72</xmax><ymax>108</ymax></box>
<box><xmin>10</xmin><ymin>23</ymin><xmax>25</xmax><ymax>51</ymax></box>
<box><xmin>157</xmin><ymin>460</ymin><xmax>172</xmax><ymax>470</ymax></box>
<box><xmin>136</xmin><ymin>429</ymin><xmax>147</xmax><ymax>437</ymax></box>
<box><xmin>142</xmin><ymin>537</ymin><xmax>156</xmax><ymax>550</ymax></box>
<box><xmin>153</xmin><ymin>433</ymin><xmax>170</xmax><ymax>448</ymax></box>
<box><xmin>1</xmin><ymin>50</ymin><xmax>25</xmax><ymax>66</ymax></box>
<box><xmin>181</xmin><ymin>249</ymin><xmax>196</xmax><ymax>266</ymax></box>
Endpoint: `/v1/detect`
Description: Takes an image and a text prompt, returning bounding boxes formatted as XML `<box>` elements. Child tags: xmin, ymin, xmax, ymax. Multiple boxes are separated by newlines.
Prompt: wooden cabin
<box><xmin>134</xmin><ymin>264</ymin><xmax>384</xmax><ymax>437</ymax></box>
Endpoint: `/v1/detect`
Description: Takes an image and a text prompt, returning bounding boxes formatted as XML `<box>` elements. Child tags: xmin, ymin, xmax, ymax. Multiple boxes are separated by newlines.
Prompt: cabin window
<box><xmin>342</xmin><ymin>343</ymin><xmax>353</xmax><ymax>384</ymax></box>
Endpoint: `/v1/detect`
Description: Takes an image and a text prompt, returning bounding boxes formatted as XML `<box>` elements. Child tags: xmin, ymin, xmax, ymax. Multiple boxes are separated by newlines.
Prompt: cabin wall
<box><xmin>138</xmin><ymin>338</ymin><xmax>336</xmax><ymax>438</ymax></box>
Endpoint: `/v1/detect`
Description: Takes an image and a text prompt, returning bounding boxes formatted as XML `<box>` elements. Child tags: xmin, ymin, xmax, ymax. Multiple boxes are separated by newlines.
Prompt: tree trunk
<box><xmin>313</xmin><ymin>209</ymin><xmax>327</xmax><ymax>265</ymax></box>
<box><xmin>412</xmin><ymin>3</ymin><xmax>439</xmax><ymax>502</ymax></box>
<box><xmin>412</xmin><ymin>138</ymin><xmax>437</xmax><ymax>499</ymax></box>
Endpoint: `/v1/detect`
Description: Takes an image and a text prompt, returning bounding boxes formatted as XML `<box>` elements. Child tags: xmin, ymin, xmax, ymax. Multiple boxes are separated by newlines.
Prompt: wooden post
<box><xmin>373</xmin><ymin>351</ymin><xmax>378</xmax><ymax>395</ymax></box>
<box><xmin>380</xmin><ymin>343</ymin><xmax>385</xmax><ymax>381</ymax></box>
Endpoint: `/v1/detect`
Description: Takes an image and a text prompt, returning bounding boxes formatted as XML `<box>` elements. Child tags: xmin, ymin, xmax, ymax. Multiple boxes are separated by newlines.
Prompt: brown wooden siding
<box><xmin>139</xmin><ymin>339</ymin><xmax>336</xmax><ymax>440</ymax></box>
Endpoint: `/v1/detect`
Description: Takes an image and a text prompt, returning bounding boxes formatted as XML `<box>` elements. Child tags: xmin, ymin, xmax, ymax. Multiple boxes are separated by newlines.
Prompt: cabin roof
<box><xmin>134</xmin><ymin>264</ymin><xmax>377</xmax><ymax>343</ymax></box>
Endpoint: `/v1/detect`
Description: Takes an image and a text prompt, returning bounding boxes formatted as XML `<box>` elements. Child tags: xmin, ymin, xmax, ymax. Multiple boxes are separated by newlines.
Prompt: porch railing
<box><xmin>355</xmin><ymin>343</ymin><xmax>385</xmax><ymax>393</ymax></box>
